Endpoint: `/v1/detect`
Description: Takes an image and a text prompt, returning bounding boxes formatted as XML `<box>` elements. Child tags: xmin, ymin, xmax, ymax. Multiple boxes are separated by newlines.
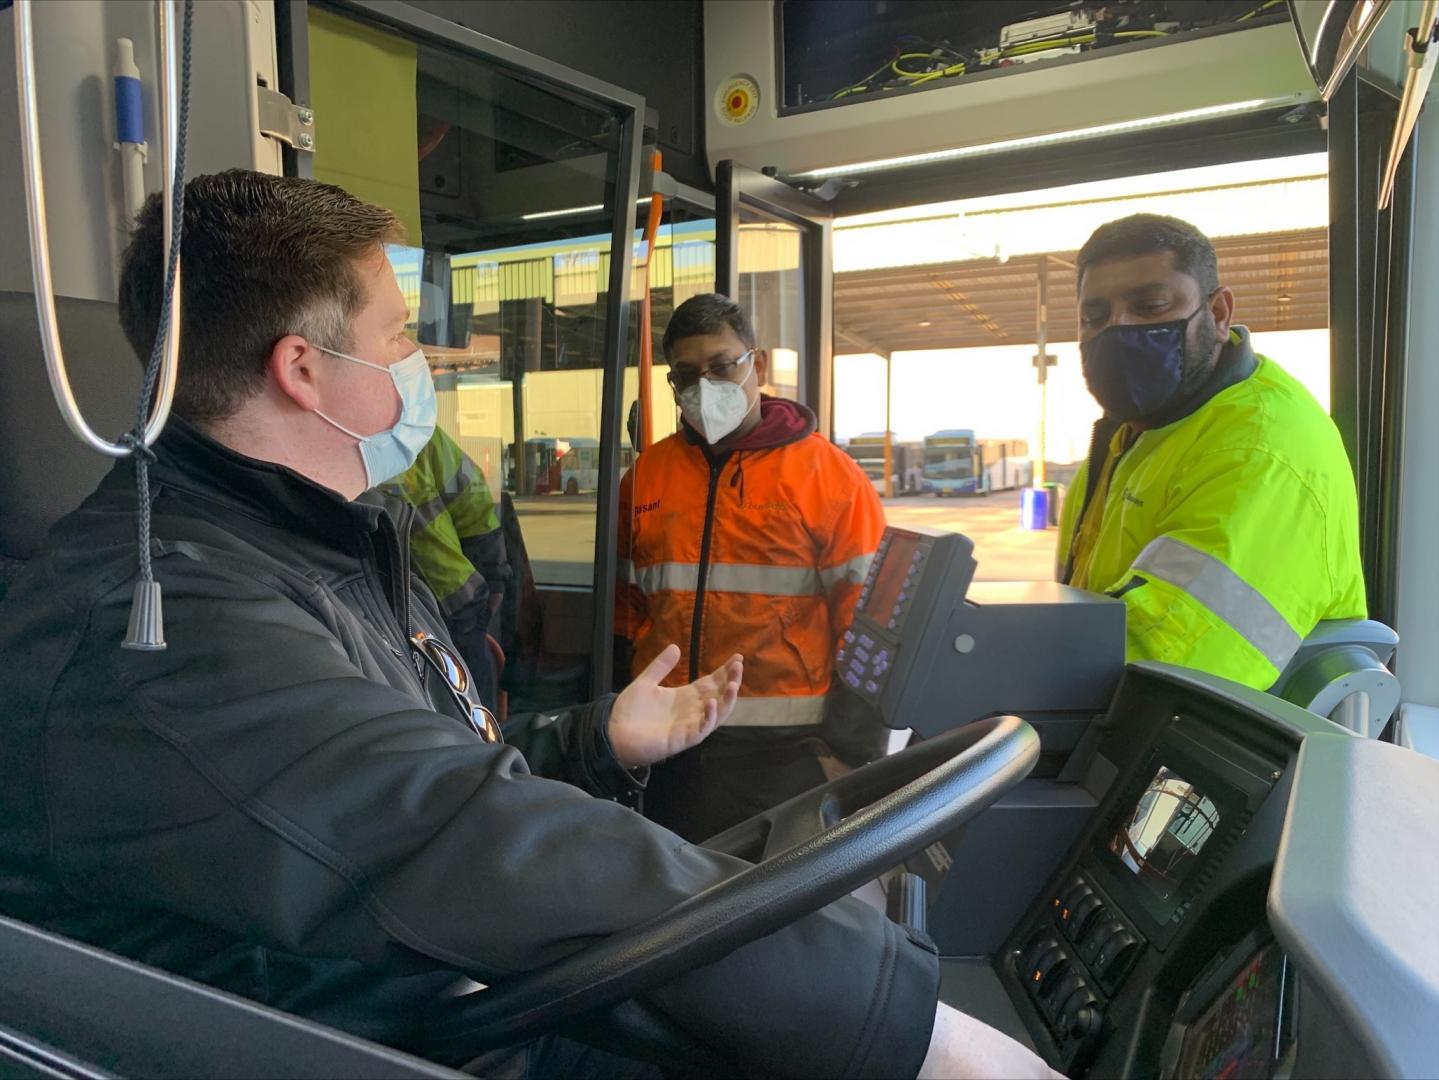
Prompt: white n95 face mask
<box><xmin>314</xmin><ymin>346</ymin><xmax>436</xmax><ymax>487</ymax></box>
<box><xmin>678</xmin><ymin>370</ymin><xmax>756</xmax><ymax>445</ymax></box>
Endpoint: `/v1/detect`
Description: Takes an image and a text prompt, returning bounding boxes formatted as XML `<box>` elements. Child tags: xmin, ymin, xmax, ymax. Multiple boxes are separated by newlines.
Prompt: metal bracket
<box><xmin>257</xmin><ymin>86</ymin><xmax>315</xmax><ymax>152</ymax></box>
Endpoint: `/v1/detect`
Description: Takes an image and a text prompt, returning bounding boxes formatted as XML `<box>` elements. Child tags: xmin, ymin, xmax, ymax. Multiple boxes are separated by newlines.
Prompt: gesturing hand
<box><xmin>608</xmin><ymin>645</ymin><xmax>743</xmax><ymax>768</ymax></box>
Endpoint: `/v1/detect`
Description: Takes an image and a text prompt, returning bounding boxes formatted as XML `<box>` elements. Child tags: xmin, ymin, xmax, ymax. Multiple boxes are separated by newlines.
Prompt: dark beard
<box><xmin>1176</xmin><ymin>312</ymin><xmax>1223</xmax><ymax>399</ymax></box>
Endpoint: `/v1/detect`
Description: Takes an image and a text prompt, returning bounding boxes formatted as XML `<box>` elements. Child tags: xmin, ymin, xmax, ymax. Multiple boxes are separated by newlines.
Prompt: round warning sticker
<box><xmin>716</xmin><ymin>75</ymin><xmax>760</xmax><ymax>126</ymax></box>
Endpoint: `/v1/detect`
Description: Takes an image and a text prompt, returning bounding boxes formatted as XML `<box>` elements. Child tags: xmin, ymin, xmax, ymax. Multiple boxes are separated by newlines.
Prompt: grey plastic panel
<box><xmin>1269</xmin><ymin>736</ymin><xmax>1439</xmax><ymax>1079</ymax></box>
<box><xmin>926</xmin><ymin>780</ymin><xmax>1099</xmax><ymax>956</ymax></box>
<box><xmin>0</xmin><ymin>915</ymin><xmax>460</xmax><ymax>1079</ymax></box>
<box><xmin>0</xmin><ymin>291</ymin><xmax>139</xmax><ymax>559</ymax></box>
<box><xmin>908</xmin><ymin>582</ymin><xmax>1125</xmax><ymax>739</ymax></box>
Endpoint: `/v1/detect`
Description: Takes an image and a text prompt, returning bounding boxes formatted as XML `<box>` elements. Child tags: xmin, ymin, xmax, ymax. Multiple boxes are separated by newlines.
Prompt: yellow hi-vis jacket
<box><xmin>1057</xmin><ymin>331</ymin><xmax>1366</xmax><ymax>690</ymax></box>
<box><xmin>387</xmin><ymin>427</ymin><xmax>507</xmax><ymax>633</ymax></box>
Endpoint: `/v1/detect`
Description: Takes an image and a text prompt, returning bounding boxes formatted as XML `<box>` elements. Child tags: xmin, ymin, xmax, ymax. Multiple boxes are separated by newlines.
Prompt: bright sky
<box><xmin>835</xmin><ymin>329</ymin><xmax>1331</xmax><ymax>462</ymax></box>
<box><xmin>831</xmin><ymin>152</ymin><xmax>1332</xmax><ymax>461</ymax></box>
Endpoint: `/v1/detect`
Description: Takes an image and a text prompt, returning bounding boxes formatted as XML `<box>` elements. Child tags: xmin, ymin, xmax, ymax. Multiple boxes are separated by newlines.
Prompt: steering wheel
<box><xmin>426</xmin><ymin>714</ymin><xmax>1039</xmax><ymax>1066</ymax></box>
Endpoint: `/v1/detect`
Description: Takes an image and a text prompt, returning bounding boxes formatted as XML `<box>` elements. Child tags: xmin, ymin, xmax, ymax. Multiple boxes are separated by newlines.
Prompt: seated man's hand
<box><xmin>609</xmin><ymin>645</ymin><xmax>742</xmax><ymax>768</ymax></box>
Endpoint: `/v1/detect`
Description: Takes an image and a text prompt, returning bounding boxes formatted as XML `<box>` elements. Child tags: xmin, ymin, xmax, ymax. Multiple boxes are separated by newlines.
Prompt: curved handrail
<box><xmin>14</xmin><ymin>0</ymin><xmax>182</xmax><ymax>457</ymax></box>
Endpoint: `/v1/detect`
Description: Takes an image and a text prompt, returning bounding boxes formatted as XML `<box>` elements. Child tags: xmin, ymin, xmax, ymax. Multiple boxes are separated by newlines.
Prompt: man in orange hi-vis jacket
<box><xmin>617</xmin><ymin>294</ymin><xmax>887</xmax><ymax>842</ymax></box>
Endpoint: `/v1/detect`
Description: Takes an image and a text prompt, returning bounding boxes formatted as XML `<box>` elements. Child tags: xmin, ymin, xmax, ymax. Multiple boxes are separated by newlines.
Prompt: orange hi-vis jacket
<box><xmin>617</xmin><ymin>398</ymin><xmax>886</xmax><ymax>728</ymax></box>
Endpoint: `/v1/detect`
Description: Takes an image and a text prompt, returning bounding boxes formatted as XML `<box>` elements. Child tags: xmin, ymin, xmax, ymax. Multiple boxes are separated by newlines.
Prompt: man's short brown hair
<box><xmin>119</xmin><ymin>170</ymin><xmax>403</xmax><ymax>424</ymax></box>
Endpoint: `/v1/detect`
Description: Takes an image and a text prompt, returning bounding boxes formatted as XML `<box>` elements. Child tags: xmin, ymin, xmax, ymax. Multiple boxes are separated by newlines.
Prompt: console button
<box><xmin>1042</xmin><ymin>969</ymin><xmax>1084</xmax><ymax>1018</ymax></box>
<box><xmin>1067</xmin><ymin>893</ymin><xmax>1105</xmax><ymax>940</ymax></box>
<box><xmin>1079</xmin><ymin>920</ymin><xmax>1125</xmax><ymax>965</ymax></box>
<box><xmin>1058</xmin><ymin>985</ymin><xmax>1101</xmax><ymax>1042</ymax></box>
<box><xmin>1094</xmin><ymin>929</ymin><xmax>1141</xmax><ymax>984</ymax></box>
<box><xmin>1024</xmin><ymin>943</ymin><xmax>1069</xmax><ymax>999</ymax></box>
<box><xmin>1021</xmin><ymin>935</ymin><xmax>1060</xmax><ymax>972</ymax></box>
<box><xmin>1056</xmin><ymin>882</ymin><xmax>1093</xmax><ymax>932</ymax></box>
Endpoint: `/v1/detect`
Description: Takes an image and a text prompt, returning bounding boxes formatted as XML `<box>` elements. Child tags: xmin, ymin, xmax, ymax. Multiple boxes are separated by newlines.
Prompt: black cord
<box><xmin>122</xmin><ymin>0</ymin><xmax>192</xmax><ymax>645</ymax></box>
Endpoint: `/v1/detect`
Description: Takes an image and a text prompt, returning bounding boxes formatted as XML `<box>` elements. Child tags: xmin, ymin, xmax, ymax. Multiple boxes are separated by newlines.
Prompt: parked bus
<box><xmin>841</xmin><ymin>432</ymin><xmax>923</xmax><ymax>495</ymax></box>
<box><xmin>509</xmin><ymin>437</ymin><xmax>633</xmax><ymax>496</ymax></box>
<box><xmin>920</xmin><ymin>431</ymin><xmax>1033</xmax><ymax>496</ymax></box>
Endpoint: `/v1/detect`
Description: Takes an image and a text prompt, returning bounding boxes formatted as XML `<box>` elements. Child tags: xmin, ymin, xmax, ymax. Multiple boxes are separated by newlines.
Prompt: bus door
<box><xmin>714</xmin><ymin>162</ymin><xmax>834</xmax><ymax>433</ymax></box>
<box><xmin>289</xmin><ymin>2</ymin><xmax>647</xmax><ymax>707</ymax></box>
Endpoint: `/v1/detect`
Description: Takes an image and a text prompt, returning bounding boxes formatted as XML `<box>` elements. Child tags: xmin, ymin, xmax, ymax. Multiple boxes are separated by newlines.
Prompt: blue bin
<box><xmin>1020</xmin><ymin>486</ymin><xmax>1049</xmax><ymax>531</ymax></box>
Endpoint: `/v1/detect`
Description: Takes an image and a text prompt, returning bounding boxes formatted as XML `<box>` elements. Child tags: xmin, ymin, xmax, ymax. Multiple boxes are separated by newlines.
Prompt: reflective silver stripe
<box><xmin>411</xmin><ymin>491</ymin><xmax>450</xmax><ymax>529</ymax></box>
<box><xmin>623</xmin><ymin>561</ymin><xmax>826</xmax><ymax>596</ymax></box>
<box><xmin>448</xmin><ymin>453</ymin><xmax>480</xmax><ymax>495</ymax></box>
<box><xmin>633</xmin><ymin>562</ymin><xmax>699</xmax><ymax>593</ymax></box>
<box><xmin>819</xmin><ymin>552</ymin><xmax>875</xmax><ymax>590</ymax></box>
<box><xmin>1131</xmin><ymin>536</ymin><xmax>1302</xmax><ymax>669</ymax></box>
<box><xmin>708</xmin><ymin>563</ymin><xmax>822</xmax><ymax>595</ymax></box>
<box><xmin>438</xmin><ymin>572</ymin><xmax>488</xmax><ymax>615</ymax></box>
<box><xmin>723</xmin><ymin>696</ymin><xmax>826</xmax><ymax>727</ymax></box>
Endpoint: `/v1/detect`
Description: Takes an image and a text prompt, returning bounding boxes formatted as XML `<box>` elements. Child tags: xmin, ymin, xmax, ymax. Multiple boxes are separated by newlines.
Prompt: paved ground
<box><xmin>515</xmin><ymin>489</ymin><xmax>1059</xmax><ymax>586</ymax></box>
<box><xmin>883</xmin><ymin>490</ymin><xmax>1059</xmax><ymax>581</ymax></box>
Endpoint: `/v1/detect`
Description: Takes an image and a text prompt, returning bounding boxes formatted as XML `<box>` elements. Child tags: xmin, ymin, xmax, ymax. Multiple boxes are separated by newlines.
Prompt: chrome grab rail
<box><xmin>14</xmin><ymin>0</ymin><xmax>182</xmax><ymax>456</ymax></box>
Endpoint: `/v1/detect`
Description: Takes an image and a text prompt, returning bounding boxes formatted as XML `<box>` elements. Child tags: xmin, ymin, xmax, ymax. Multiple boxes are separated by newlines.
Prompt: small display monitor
<box><xmin>1108</xmin><ymin>766</ymin><xmax>1222</xmax><ymax>906</ymax></box>
<box><xmin>1177</xmin><ymin>941</ymin><xmax>1288</xmax><ymax>1080</ymax></box>
<box><xmin>859</xmin><ymin>531</ymin><xmax>922</xmax><ymax>624</ymax></box>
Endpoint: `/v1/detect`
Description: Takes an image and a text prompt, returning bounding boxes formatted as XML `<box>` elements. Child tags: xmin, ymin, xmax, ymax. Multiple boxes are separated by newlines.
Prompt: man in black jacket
<box><xmin>0</xmin><ymin>171</ymin><xmax>1056</xmax><ymax>1079</ymax></box>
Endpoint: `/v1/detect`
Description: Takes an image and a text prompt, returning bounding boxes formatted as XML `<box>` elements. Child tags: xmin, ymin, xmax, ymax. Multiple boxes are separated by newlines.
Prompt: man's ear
<box><xmin>1209</xmin><ymin>286</ymin><xmax>1235</xmax><ymax>340</ymax></box>
<box><xmin>269</xmin><ymin>335</ymin><xmax>322</xmax><ymax>411</ymax></box>
<box><xmin>753</xmin><ymin>348</ymin><xmax>769</xmax><ymax>387</ymax></box>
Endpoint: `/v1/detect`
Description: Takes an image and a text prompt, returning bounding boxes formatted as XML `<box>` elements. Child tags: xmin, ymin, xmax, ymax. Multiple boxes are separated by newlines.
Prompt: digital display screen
<box><xmin>1177</xmin><ymin>942</ymin><xmax>1287</xmax><ymax>1080</ymax></box>
<box><xmin>1108</xmin><ymin>766</ymin><xmax>1222</xmax><ymax>905</ymax></box>
<box><xmin>860</xmin><ymin>533</ymin><xmax>921</xmax><ymax>623</ymax></box>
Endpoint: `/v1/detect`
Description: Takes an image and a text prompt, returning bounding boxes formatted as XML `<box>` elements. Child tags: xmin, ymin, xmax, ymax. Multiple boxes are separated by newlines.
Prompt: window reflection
<box><xmin>311</xmin><ymin>7</ymin><xmax>630</xmax><ymax>711</ymax></box>
<box><xmin>736</xmin><ymin>212</ymin><xmax>804</xmax><ymax>401</ymax></box>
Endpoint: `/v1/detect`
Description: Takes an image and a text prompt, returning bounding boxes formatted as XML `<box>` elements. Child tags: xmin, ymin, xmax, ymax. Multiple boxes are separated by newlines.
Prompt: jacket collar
<box><xmin>680</xmin><ymin>395</ymin><xmax>817</xmax><ymax>462</ymax></box>
<box><xmin>1140</xmin><ymin>325</ymin><xmax>1259</xmax><ymax>431</ymax></box>
<box><xmin>126</xmin><ymin>416</ymin><xmax>394</xmax><ymax>546</ymax></box>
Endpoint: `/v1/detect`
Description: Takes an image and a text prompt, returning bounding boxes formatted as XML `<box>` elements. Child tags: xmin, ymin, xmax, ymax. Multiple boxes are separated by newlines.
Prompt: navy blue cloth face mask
<box><xmin>1080</xmin><ymin>304</ymin><xmax>1205</xmax><ymax>421</ymax></box>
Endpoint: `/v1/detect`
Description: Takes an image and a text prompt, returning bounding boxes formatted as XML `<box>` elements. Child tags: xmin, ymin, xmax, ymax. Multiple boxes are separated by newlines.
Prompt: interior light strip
<box><xmin>521</xmin><ymin>197</ymin><xmax>651</xmax><ymax>222</ymax></box>
<box><xmin>791</xmin><ymin>96</ymin><xmax>1306</xmax><ymax>179</ymax></box>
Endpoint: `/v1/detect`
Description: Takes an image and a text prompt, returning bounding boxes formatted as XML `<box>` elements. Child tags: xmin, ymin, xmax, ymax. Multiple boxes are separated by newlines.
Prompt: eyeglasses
<box><xmin>410</xmin><ymin>631</ymin><xmax>502</xmax><ymax>744</ymax></box>
<box><xmin>665</xmin><ymin>349</ymin><xmax>755</xmax><ymax>392</ymax></box>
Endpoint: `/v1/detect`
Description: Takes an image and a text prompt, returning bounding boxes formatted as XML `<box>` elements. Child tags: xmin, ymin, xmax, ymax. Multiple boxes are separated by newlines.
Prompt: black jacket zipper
<box><xmin>372</xmin><ymin>504</ymin><xmax>422</xmax><ymax>685</ymax></box>
<box><xmin>688</xmin><ymin>455</ymin><xmax>728</xmax><ymax>681</ymax></box>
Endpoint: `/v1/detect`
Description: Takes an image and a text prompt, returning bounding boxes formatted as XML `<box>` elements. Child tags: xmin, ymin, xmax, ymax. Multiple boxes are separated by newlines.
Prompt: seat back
<box><xmin>0</xmin><ymin>914</ymin><xmax>461</xmax><ymax>1079</ymax></box>
<box><xmin>1270</xmin><ymin>619</ymin><xmax>1401</xmax><ymax>737</ymax></box>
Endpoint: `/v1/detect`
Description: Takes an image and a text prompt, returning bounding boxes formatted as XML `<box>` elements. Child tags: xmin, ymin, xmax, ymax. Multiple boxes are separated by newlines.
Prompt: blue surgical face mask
<box><xmin>1080</xmin><ymin>305</ymin><xmax>1205</xmax><ymax>422</ymax></box>
<box><xmin>313</xmin><ymin>345</ymin><xmax>436</xmax><ymax>487</ymax></box>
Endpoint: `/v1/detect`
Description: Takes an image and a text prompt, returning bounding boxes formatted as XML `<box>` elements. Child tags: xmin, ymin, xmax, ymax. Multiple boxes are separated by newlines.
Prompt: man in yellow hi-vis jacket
<box><xmin>388</xmin><ymin>426</ymin><xmax>511</xmax><ymax>708</ymax></box>
<box><xmin>1057</xmin><ymin>213</ymin><xmax>1366</xmax><ymax>690</ymax></box>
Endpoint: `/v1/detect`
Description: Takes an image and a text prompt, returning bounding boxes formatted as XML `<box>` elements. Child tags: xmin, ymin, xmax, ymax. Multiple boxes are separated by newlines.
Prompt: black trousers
<box><xmin>641</xmin><ymin>727</ymin><xmax>832</xmax><ymax>844</ymax></box>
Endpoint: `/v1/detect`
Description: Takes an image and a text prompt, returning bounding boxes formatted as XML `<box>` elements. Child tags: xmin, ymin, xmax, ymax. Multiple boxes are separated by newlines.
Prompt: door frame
<box><xmin>283</xmin><ymin>0</ymin><xmax>645</xmax><ymax>698</ymax></box>
<box><xmin>715</xmin><ymin>161</ymin><xmax>834</xmax><ymax>436</ymax></box>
